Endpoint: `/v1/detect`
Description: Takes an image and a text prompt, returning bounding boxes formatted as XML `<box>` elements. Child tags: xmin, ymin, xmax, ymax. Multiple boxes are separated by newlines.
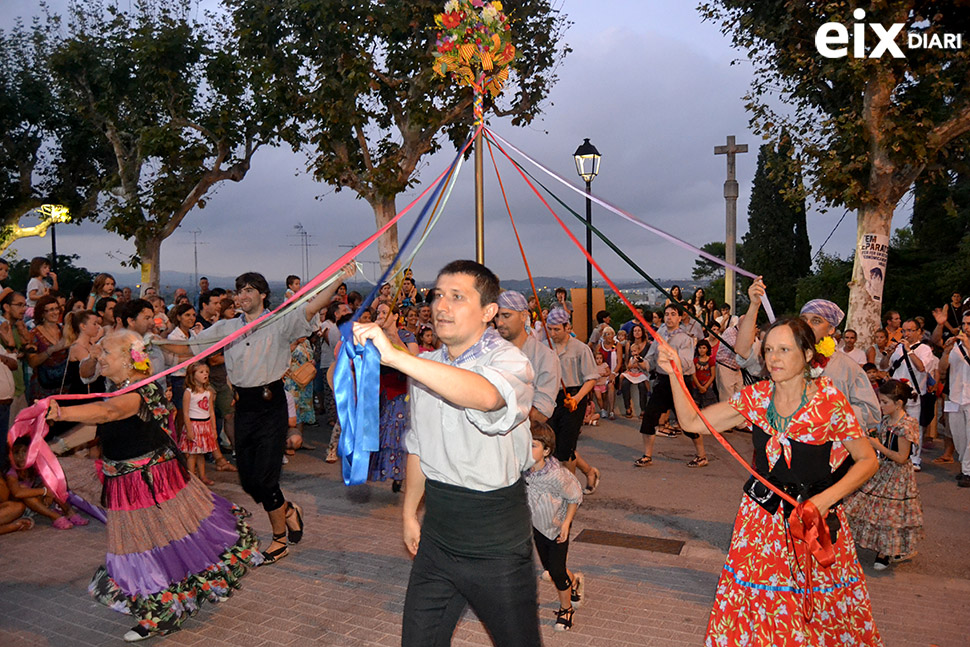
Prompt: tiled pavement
<box><xmin>2</xmin><ymin>417</ymin><xmax>968</xmax><ymax>646</ymax></box>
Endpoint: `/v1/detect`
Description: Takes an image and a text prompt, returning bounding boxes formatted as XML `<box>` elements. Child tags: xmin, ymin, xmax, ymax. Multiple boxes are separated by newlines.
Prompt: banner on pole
<box><xmin>858</xmin><ymin>233</ymin><xmax>888</xmax><ymax>303</ymax></box>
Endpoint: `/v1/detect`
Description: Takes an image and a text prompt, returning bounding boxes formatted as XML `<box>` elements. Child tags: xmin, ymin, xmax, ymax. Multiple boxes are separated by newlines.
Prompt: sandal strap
<box><xmin>272</xmin><ymin>531</ymin><xmax>288</xmax><ymax>541</ymax></box>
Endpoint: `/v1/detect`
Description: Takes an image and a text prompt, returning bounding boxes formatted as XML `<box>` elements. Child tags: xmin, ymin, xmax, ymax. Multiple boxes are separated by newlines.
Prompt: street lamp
<box><xmin>574</xmin><ymin>138</ymin><xmax>601</xmax><ymax>340</ymax></box>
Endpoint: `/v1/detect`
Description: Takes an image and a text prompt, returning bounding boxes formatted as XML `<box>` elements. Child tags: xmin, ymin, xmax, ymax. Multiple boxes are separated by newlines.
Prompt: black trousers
<box><xmin>402</xmin><ymin>479</ymin><xmax>540</xmax><ymax>647</ymax></box>
<box><xmin>533</xmin><ymin>528</ymin><xmax>571</xmax><ymax>592</ymax></box>
<box><xmin>402</xmin><ymin>537</ymin><xmax>540</xmax><ymax>647</ymax></box>
<box><xmin>234</xmin><ymin>380</ymin><xmax>287</xmax><ymax>512</ymax></box>
<box><xmin>640</xmin><ymin>375</ymin><xmax>674</xmax><ymax>436</ymax></box>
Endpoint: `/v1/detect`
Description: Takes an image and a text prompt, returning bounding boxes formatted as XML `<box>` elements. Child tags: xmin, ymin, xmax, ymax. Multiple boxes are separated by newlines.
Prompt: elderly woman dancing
<box><xmin>657</xmin><ymin>317</ymin><xmax>882</xmax><ymax>647</ymax></box>
<box><xmin>47</xmin><ymin>330</ymin><xmax>262</xmax><ymax>642</ymax></box>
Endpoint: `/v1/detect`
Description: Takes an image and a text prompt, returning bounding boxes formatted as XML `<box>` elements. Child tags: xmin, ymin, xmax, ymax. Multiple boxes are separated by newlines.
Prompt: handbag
<box><xmin>287</xmin><ymin>361</ymin><xmax>317</xmax><ymax>388</ymax></box>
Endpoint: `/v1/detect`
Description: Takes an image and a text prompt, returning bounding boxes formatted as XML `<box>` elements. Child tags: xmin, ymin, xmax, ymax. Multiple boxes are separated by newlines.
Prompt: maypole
<box><xmin>432</xmin><ymin>0</ymin><xmax>517</xmax><ymax>262</ymax></box>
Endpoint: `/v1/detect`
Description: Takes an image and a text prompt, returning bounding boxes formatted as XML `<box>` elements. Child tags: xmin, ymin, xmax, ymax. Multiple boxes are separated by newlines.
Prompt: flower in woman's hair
<box><xmin>130</xmin><ymin>346</ymin><xmax>151</xmax><ymax>372</ymax></box>
<box><xmin>808</xmin><ymin>336</ymin><xmax>835</xmax><ymax>378</ymax></box>
<box><xmin>815</xmin><ymin>336</ymin><xmax>836</xmax><ymax>358</ymax></box>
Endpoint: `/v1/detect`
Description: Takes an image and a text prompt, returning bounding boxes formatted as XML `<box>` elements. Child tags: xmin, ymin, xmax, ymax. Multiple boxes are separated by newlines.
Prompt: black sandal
<box><xmin>261</xmin><ymin>532</ymin><xmax>289</xmax><ymax>565</ymax></box>
<box><xmin>286</xmin><ymin>502</ymin><xmax>304</xmax><ymax>544</ymax></box>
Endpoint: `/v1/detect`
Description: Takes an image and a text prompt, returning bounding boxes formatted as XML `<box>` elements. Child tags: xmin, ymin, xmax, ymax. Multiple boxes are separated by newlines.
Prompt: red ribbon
<box><xmin>787</xmin><ymin>500</ymin><xmax>836</xmax><ymax>620</ymax></box>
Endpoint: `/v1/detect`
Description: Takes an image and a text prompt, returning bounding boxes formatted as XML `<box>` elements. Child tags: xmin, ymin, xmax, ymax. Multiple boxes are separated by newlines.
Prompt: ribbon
<box><xmin>485</xmin><ymin>127</ymin><xmax>776</xmax><ymax>322</ymax></box>
<box><xmin>333</xmin><ymin>336</ymin><xmax>381</xmax><ymax>485</ymax></box>
<box><xmin>8</xmin><ymin>398</ymin><xmax>69</xmax><ymax>502</ymax></box>
<box><xmin>332</xmin><ymin>124</ymin><xmax>481</xmax><ymax>485</ymax></box>
<box><xmin>787</xmin><ymin>500</ymin><xmax>836</xmax><ymax>620</ymax></box>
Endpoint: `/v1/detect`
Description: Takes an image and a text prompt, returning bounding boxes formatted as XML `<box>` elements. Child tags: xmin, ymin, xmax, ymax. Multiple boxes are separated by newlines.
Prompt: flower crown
<box><xmin>130</xmin><ymin>343</ymin><xmax>151</xmax><ymax>372</ymax></box>
<box><xmin>808</xmin><ymin>336</ymin><xmax>836</xmax><ymax>378</ymax></box>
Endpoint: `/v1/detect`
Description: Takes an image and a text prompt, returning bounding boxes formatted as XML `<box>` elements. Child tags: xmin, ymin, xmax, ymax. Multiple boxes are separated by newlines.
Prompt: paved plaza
<box><xmin>2</xmin><ymin>416</ymin><xmax>968</xmax><ymax>647</ymax></box>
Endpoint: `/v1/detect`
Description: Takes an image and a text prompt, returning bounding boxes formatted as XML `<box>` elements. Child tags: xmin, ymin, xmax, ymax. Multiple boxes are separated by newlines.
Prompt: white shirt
<box><xmin>842</xmin><ymin>346</ymin><xmax>867</xmax><ymax>366</ymax></box>
<box><xmin>888</xmin><ymin>342</ymin><xmax>936</xmax><ymax>395</ymax></box>
<box><xmin>520</xmin><ymin>335</ymin><xmax>561</xmax><ymax>419</ymax></box>
<box><xmin>948</xmin><ymin>342</ymin><xmax>970</xmax><ymax>405</ymax></box>
<box><xmin>406</xmin><ymin>328</ymin><xmax>535</xmax><ymax>492</ymax></box>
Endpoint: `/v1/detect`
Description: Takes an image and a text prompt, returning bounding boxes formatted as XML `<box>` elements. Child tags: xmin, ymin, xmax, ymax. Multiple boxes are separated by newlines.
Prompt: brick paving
<box><xmin>2</xmin><ymin>417</ymin><xmax>968</xmax><ymax>646</ymax></box>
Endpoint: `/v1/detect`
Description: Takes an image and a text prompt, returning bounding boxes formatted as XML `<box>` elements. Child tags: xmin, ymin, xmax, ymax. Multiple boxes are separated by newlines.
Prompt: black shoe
<box><xmin>285</xmin><ymin>502</ymin><xmax>304</xmax><ymax>544</ymax></box>
<box><xmin>554</xmin><ymin>606</ymin><xmax>574</xmax><ymax>631</ymax></box>
<box><xmin>391</xmin><ymin>479</ymin><xmax>402</xmax><ymax>493</ymax></box>
<box><xmin>873</xmin><ymin>554</ymin><xmax>890</xmax><ymax>570</ymax></box>
<box><xmin>957</xmin><ymin>473</ymin><xmax>970</xmax><ymax>488</ymax></box>
<box><xmin>123</xmin><ymin>625</ymin><xmax>151</xmax><ymax>642</ymax></box>
<box><xmin>261</xmin><ymin>532</ymin><xmax>289</xmax><ymax>564</ymax></box>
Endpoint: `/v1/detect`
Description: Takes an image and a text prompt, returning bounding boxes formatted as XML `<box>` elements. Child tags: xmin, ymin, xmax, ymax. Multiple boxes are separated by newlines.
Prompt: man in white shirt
<box><xmin>937</xmin><ymin>313</ymin><xmax>970</xmax><ymax>486</ymax></box>
<box><xmin>353</xmin><ymin>260</ymin><xmax>539</xmax><ymax>647</ymax></box>
<box><xmin>840</xmin><ymin>329</ymin><xmax>867</xmax><ymax>365</ymax></box>
<box><xmin>888</xmin><ymin>318</ymin><xmax>938</xmax><ymax>470</ymax></box>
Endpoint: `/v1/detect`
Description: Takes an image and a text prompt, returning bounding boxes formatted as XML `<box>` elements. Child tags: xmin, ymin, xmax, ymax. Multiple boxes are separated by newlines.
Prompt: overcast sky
<box><xmin>2</xmin><ymin>1</ymin><xmax>883</xmax><ymax>288</ymax></box>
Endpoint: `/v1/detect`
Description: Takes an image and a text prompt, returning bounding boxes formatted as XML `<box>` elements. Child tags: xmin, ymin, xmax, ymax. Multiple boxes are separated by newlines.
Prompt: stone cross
<box><xmin>714</xmin><ymin>135</ymin><xmax>748</xmax><ymax>313</ymax></box>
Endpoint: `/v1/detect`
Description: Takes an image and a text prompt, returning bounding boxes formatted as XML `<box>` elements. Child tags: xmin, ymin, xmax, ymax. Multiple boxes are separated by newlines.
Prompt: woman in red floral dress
<box><xmin>658</xmin><ymin>317</ymin><xmax>882</xmax><ymax>647</ymax></box>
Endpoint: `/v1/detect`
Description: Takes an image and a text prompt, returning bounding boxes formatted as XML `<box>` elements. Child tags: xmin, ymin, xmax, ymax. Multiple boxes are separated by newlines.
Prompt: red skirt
<box><xmin>179</xmin><ymin>418</ymin><xmax>217</xmax><ymax>454</ymax></box>
<box><xmin>705</xmin><ymin>495</ymin><xmax>882</xmax><ymax>647</ymax></box>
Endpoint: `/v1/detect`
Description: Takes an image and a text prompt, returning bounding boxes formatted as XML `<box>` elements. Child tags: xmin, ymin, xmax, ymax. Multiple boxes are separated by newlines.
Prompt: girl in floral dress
<box><xmin>843</xmin><ymin>379</ymin><xmax>923</xmax><ymax>569</ymax></box>
<box><xmin>658</xmin><ymin>317</ymin><xmax>882</xmax><ymax>647</ymax></box>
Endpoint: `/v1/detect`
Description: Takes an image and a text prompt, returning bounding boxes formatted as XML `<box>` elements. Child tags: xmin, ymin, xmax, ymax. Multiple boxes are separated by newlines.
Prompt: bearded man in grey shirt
<box><xmin>353</xmin><ymin>260</ymin><xmax>539</xmax><ymax>647</ymax></box>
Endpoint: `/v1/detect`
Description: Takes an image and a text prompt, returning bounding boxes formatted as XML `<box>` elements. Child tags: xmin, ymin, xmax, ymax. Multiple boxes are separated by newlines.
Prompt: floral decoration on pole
<box><xmin>432</xmin><ymin>0</ymin><xmax>518</xmax><ymax>122</ymax></box>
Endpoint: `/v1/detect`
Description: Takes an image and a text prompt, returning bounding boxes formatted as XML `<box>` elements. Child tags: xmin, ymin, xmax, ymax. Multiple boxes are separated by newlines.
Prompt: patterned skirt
<box><xmin>705</xmin><ymin>495</ymin><xmax>882</xmax><ymax>647</ymax></box>
<box><xmin>90</xmin><ymin>449</ymin><xmax>263</xmax><ymax>636</ymax></box>
<box><xmin>179</xmin><ymin>419</ymin><xmax>217</xmax><ymax>454</ymax></box>
<box><xmin>843</xmin><ymin>459</ymin><xmax>923</xmax><ymax>557</ymax></box>
<box><xmin>368</xmin><ymin>392</ymin><xmax>408</xmax><ymax>482</ymax></box>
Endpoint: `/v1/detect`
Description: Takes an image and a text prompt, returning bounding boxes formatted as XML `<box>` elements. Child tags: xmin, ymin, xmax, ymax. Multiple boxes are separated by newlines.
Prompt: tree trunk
<box><xmin>371</xmin><ymin>196</ymin><xmax>400</xmax><ymax>272</ymax></box>
<box><xmin>136</xmin><ymin>236</ymin><xmax>162</xmax><ymax>295</ymax></box>
<box><xmin>846</xmin><ymin>204</ymin><xmax>895</xmax><ymax>348</ymax></box>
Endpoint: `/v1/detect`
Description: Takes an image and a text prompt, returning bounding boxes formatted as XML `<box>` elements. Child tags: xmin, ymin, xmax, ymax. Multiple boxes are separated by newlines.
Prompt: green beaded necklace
<box><xmin>766</xmin><ymin>382</ymin><xmax>810</xmax><ymax>434</ymax></box>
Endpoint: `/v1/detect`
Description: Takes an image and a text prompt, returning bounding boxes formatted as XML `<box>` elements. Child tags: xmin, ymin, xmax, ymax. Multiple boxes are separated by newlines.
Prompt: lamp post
<box><xmin>574</xmin><ymin>138</ymin><xmax>601</xmax><ymax>339</ymax></box>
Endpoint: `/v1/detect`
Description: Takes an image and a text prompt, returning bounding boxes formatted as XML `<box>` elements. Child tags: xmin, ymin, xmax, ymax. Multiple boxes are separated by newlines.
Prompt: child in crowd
<box><xmin>525</xmin><ymin>421</ymin><xmax>585</xmax><ymax>631</ymax></box>
<box><xmin>180</xmin><ymin>362</ymin><xmax>217</xmax><ymax>485</ymax></box>
<box><xmin>583</xmin><ymin>400</ymin><xmax>600</xmax><ymax>426</ymax></box>
<box><xmin>863</xmin><ymin>362</ymin><xmax>884</xmax><ymax>392</ymax></box>
<box><xmin>284</xmin><ymin>275</ymin><xmax>301</xmax><ymax>301</ymax></box>
<box><xmin>0</xmin><ymin>470</ymin><xmax>32</xmax><ymax>534</ymax></box>
<box><xmin>843</xmin><ymin>379</ymin><xmax>923</xmax><ymax>570</ymax></box>
<box><xmin>417</xmin><ymin>326</ymin><xmax>436</xmax><ymax>353</ymax></box>
<box><xmin>25</xmin><ymin>256</ymin><xmax>58</xmax><ymax>310</ymax></box>
<box><xmin>592</xmin><ymin>352</ymin><xmax>611</xmax><ymax>415</ymax></box>
<box><xmin>5</xmin><ymin>437</ymin><xmax>87</xmax><ymax>529</ymax></box>
<box><xmin>691</xmin><ymin>340</ymin><xmax>718</xmax><ymax>407</ymax></box>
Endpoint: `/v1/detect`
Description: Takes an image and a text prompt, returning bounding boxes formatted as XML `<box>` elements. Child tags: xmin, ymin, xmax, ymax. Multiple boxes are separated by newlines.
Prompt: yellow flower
<box><xmin>492</xmin><ymin>1</ymin><xmax>503</xmax><ymax>11</ymax></box>
<box><xmin>815</xmin><ymin>336</ymin><xmax>836</xmax><ymax>358</ymax></box>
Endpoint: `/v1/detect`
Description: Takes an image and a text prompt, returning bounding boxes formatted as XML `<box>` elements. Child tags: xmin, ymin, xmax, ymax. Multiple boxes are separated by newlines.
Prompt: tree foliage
<box><xmin>230</xmin><ymin>0</ymin><xmax>571</xmax><ymax>268</ymax></box>
<box><xmin>795</xmin><ymin>252</ymin><xmax>852</xmax><ymax>313</ymax></box>
<box><xmin>741</xmin><ymin>138</ymin><xmax>811</xmax><ymax>314</ymax></box>
<box><xmin>0</xmin><ymin>17</ymin><xmax>105</xmax><ymax>244</ymax></box>
<box><xmin>47</xmin><ymin>0</ymin><xmax>284</xmax><ymax>288</ymax></box>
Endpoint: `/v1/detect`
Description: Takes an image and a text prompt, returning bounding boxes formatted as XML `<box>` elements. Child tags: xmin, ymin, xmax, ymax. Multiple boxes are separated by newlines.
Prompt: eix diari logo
<box><xmin>816</xmin><ymin>8</ymin><xmax>963</xmax><ymax>59</ymax></box>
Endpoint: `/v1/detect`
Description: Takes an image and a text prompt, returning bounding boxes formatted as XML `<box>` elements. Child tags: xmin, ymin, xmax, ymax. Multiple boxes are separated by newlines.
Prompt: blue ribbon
<box><xmin>333</xmin><ymin>328</ymin><xmax>381</xmax><ymax>486</ymax></box>
<box><xmin>332</xmin><ymin>135</ymin><xmax>471</xmax><ymax>485</ymax></box>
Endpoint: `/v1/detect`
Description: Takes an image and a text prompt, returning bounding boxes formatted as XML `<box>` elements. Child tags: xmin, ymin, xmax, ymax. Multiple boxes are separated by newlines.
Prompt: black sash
<box><xmin>890</xmin><ymin>343</ymin><xmax>924</xmax><ymax>396</ymax></box>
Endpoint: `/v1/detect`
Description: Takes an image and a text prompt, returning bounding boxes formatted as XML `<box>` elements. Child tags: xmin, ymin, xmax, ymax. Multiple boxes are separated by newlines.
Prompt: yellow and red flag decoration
<box><xmin>432</xmin><ymin>0</ymin><xmax>517</xmax><ymax>99</ymax></box>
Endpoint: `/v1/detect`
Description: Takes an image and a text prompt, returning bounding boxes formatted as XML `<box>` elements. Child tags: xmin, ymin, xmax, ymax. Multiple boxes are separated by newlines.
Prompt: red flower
<box><xmin>160</xmin><ymin>592</ymin><xmax>174</xmax><ymax>603</ymax></box>
<box><xmin>441</xmin><ymin>11</ymin><xmax>462</xmax><ymax>29</ymax></box>
<box><xmin>438</xmin><ymin>40</ymin><xmax>454</xmax><ymax>53</ymax></box>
